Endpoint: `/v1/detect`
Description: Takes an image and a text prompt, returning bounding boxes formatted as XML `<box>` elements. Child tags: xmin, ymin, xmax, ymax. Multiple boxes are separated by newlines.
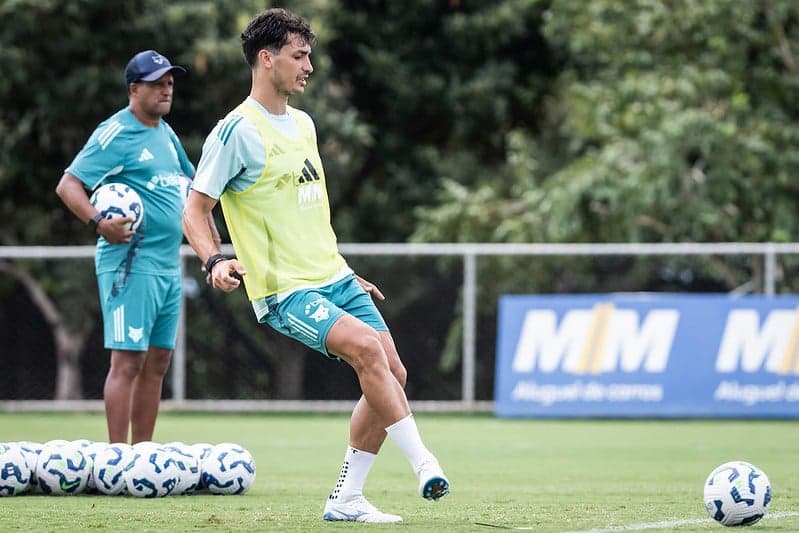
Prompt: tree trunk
<box><xmin>267</xmin><ymin>330</ymin><xmax>306</xmax><ymax>399</ymax></box>
<box><xmin>53</xmin><ymin>323</ymin><xmax>86</xmax><ymax>400</ymax></box>
<box><xmin>0</xmin><ymin>260</ymin><xmax>89</xmax><ymax>399</ymax></box>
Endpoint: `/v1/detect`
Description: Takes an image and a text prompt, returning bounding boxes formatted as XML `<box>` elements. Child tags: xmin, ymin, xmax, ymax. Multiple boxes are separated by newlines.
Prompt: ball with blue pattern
<box><xmin>93</xmin><ymin>443</ymin><xmax>133</xmax><ymax>496</ymax></box>
<box><xmin>200</xmin><ymin>442</ymin><xmax>256</xmax><ymax>495</ymax></box>
<box><xmin>90</xmin><ymin>182</ymin><xmax>144</xmax><ymax>231</ymax></box>
<box><xmin>0</xmin><ymin>443</ymin><xmax>31</xmax><ymax>496</ymax></box>
<box><xmin>704</xmin><ymin>460</ymin><xmax>771</xmax><ymax>527</ymax></box>
<box><xmin>34</xmin><ymin>443</ymin><xmax>90</xmax><ymax>495</ymax></box>
<box><xmin>123</xmin><ymin>445</ymin><xmax>181</xmax><ymax>498</ymax></box>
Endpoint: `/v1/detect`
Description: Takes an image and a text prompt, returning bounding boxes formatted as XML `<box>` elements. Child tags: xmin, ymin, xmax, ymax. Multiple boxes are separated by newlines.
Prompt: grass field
<box><xmin>1</xmin><ymin>412</ymin><xmax>797</xmax><ymax>532</ymax></box>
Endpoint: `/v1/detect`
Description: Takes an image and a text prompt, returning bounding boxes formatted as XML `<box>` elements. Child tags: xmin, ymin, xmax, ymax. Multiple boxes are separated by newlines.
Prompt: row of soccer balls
<box><xmin>0</xmin><ymin>440</ymin><xmax>256</xmax><ymax>498</ymax></box>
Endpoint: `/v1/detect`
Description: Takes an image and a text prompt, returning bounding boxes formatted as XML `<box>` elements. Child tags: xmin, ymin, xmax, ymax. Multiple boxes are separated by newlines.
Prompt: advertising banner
<box><xmin>495</xmin><ymin>294</ymin><xmax>799</xmax><ymax>418</ymax></box>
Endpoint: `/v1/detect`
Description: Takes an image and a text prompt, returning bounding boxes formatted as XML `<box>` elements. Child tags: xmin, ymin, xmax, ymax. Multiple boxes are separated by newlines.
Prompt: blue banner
<box><xmin>495</xmin><ymin>294</ymin><xmax>799</xmax><ymax>418</ymax></box>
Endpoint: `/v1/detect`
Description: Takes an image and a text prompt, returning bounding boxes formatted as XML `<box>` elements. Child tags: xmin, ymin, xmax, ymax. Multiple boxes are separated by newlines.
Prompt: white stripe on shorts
<box><xmin>113</xmin><ymin>305</ymin><xmax>125</xmax><ymax>342</ymax></box>
<box><xmin>286</xmin><ymin>312</ymin><xmax>319</xmax><ymax>341</ymax></box>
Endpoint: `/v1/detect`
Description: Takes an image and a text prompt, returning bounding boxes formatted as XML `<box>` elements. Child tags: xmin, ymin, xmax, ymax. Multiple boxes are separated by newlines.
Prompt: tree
<box><xmin>414</xmin><ymin>0</ymin><xmax>799</xmax><ymax>291</ymax></box>
<box><xmin>0</xmin><ymin>0</ymin><xmax>262</xmax><ymax>399</ymax></box>
<box><xmin>408</xmin><ymin>0</ymin><xmax>799</xmax><ymax>385</ymax></box>
<box><xmin>322</xmin><ymin>0</ymin><xmax>557</xmax><ymax>240</ymax></box>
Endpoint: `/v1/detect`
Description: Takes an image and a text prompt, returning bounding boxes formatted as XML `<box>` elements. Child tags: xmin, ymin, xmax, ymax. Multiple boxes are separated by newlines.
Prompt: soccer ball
<box><xmin>35</xmin><ymin>443</ymin><xmax>90</xmax><ymax>495</ymax></box>
<box><xmin>90</xmin><ymin>182</ymin><xmax>144</xmax><ymax>231</ymax></box>
<box><xmin>188</xmin><ymin>442</ymin><xmax>213</xmax><ymax>490</ymax></box>
<box><xmin>704</xmin><ymin>460</ymin><xmax>771</xmax><ymax>526</ymax></box>
<box><xmin>93</xmin><ymin>443</ymin><xmax>133</xmax><ymax>495</ymax></box>
<box><xmin>201</xmin><ymin>442</ymin><xmax>256</xmax><ymax>495</ymax></box>
<box><xmin>162</xmin><ymin>443</ymin><xmax>200</xmax><ymax>495</ymax></box>
<box><xmin>16</xmin><ymin>441</ymin><xmax>42</xmax><ymax>493</ymax></box>
<box><xmin>124</xmin><ymin>446</ymin><xmax>181</xmax><ymax>498</ymax></box>
<box><xmin>43</xmin><ymin>439</ymin><xmax>70</xmax><ymax>448</ymax></box>
<box><xmin>189</xmin><ymin>442</ymin><xmax>213</xmax><ymax>464</ymax></box>
<box><xmin>0</xmin><ymin>443</ymin><xmax>31</xmax><ymax>496</ymax></box>
<box><xmin>79</xmin><ymin>440</ymin><xmax>108</xmax><ymax>492</ymax></box>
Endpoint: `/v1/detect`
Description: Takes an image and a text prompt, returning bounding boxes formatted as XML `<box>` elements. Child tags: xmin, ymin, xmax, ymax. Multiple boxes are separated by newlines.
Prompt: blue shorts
<box><xmin>262</xmin><ymin>274</ymin><xmax>388</xmax><ymax>358</ymax></box>
<box><xmin>97</xmin><ymin>271</ymin><xmax>182</xmax><ymax>351</ymax></box>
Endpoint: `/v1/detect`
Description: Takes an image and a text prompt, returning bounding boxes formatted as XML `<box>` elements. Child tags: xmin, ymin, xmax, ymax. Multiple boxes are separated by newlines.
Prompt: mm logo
<box><xmin>716</xmin><ymin>308</ymin><xmax>799</xmax><ymax>375</ymax></box>
<box><xmin>297</xmin><ymin>183</ymin><xmax>323</xmax><ymax>204</ymax></box>
<box><xmin>511</xmin><ymin>304</ymin><xmax>679</xmax><ymax>375</ymax></box>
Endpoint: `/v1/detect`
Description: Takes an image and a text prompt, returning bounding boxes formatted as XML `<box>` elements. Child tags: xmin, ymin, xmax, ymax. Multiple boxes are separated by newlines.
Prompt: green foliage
<box><xmin>324</xmin><ymin>0</ymin><xmax>555</xmax><ymax>240</ymax></box>
<box><xmin>4</xmin><ymin>0</ymin><xmax>799</xmax><ymax>250</ymax></box>
<box><xmin>416</xmin><ymin>0</ymin><xmax>799</xmax><ymax>252</ymax></box>
<box><xmin>0</xmin><ymin>0</ymin><xmax>254</xmax><ymax>245</ymax></box>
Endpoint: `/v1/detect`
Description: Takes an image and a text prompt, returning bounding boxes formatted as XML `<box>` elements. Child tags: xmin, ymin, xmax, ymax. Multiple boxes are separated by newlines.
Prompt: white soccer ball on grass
<box><xmin>704</xmin><ymin>460</ymin><xmax>771</xmax><ymax>527</ymax></box>
<box><xmin>124</xmin><ymin>445</ymin><xmax>181</xmax><ymax>497</ymax></box>
<box><xmin>0</xmin><ymin>443</ymin><xmax>31</xmax><ymax>496</ymax></box>
<box><xmin>78</xmin><ymin>440</ymin><xmax>108</xmax><ymax>492</ymax></box>
<box><xmin>162</xmin><ymin>443</ymin><xmax>200</xmax><ymax>495</ymax></box>
<box><xmin>93</xmin><ymin>443</ymin><xmax>133</xmax><ymax>495</ymax></box>
<box><xmin>200</xmin><ymin>442</ymin><xmax>256</xmax><ymax>495</ymax></box>
<box><xmin>16</xmin><ymin>441</ymin><xmax>42</xmax><ymax>493</ymax></box>
<box><xmin>35</xmin><ymin>443</ymin><xmax>90</xmax><ymax>495</ymax></box>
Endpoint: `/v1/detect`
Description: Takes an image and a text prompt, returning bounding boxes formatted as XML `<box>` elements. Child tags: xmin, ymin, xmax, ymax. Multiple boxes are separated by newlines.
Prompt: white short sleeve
<box><xmin>193</xmin><ymin>113</ymin><xmax>263</xmax><ymax>198</ymax></box>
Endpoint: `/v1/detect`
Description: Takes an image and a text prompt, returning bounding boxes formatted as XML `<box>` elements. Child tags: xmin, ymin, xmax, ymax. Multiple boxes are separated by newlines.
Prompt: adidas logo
<box><xmin>139</xmin><ymin>148</ymin><xmax>154</xmax><ymax>162</ymax></box>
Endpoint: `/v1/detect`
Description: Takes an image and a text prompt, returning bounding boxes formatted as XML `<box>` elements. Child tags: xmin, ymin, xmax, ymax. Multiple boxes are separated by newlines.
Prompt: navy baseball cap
<box><xmin>124</xmin><ymin>50</ymin><xmax>186</xmax><ymax>85</ymax></box>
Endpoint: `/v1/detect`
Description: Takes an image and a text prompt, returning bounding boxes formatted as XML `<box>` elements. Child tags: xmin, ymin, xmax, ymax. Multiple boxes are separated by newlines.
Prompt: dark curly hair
<box><xmin>241</xmin><ymin>8</ymin><xmax>317</xmax><ymax>67</ymax></box>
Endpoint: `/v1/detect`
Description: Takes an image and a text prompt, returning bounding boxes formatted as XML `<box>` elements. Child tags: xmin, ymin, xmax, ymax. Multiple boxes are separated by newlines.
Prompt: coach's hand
<box><xmin>98</xmin><ymin>217</ymin><xmax>135</xmax><ymax>244</ymax></box>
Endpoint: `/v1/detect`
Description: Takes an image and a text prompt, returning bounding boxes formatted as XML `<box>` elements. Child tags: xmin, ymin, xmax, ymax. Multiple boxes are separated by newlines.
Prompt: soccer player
<box><xmin>55</xmin><ymin>50</ymin><xmax>213</xmax><ymax>444</ymax></box>
<box><xmin>182</xmin><ymin>8</ymin><xmax>450</xmax><ymax>524</ymax></box>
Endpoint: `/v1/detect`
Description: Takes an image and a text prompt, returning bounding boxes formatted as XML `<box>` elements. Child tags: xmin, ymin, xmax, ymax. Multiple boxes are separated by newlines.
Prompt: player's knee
<box><xmin>347</xmin><ymin>333</ymin><xmax>387</xmax><ymax>373</ymax></box>
<box><xmin>392</xmin><ymin>363</ymin><xmax>408</xmax><ymax>387</ymax></box>
<box><xmin>109</xmin><ymin>356</ymin><xmax>145</xmax><ymax>382</ymax></box>
<box><xmin>144</xmin><ymin>350</ymin><xmax>172</xmax><ymax>377</ymax></box>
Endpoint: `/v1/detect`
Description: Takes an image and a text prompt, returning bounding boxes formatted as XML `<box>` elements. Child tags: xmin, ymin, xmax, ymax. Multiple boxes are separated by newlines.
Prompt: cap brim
<box><xmin>137</xmin><ymin>65</ymin><xmax>187</xmax><ymax>82</ymax></box>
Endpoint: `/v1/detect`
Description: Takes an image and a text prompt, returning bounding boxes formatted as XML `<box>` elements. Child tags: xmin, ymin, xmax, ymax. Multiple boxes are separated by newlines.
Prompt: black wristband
<box><xmin>205</xmin><ymin>254</ymin><xmax>227</xmax><ymax>274</ymax></box>
<box><xmin>87</xmin><ymin>213</ymin><xmax>103</xmax><ymax>231</ymax></box>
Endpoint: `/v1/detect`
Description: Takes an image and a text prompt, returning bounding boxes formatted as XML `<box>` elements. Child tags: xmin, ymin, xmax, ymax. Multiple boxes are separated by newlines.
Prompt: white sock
<box><xmin>385</xmin><ymin>413</ymin><xmax>433</xmax><ymax>471</ymax></box>
<box><xmin>328</xmin><ymin>445</ymin><xmax>376</xmax><ymax>502</ymax></box>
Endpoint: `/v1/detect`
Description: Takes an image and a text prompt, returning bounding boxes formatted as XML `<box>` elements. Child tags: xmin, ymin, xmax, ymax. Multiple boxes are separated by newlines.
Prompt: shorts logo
<box><xmin>128</xmin><ymin>326</ymin><xmax>144</xmax><ymax>343</ymax></box>
<box><xmin>305</xmin><ymin>298</ymin><xmax>330</xmax><ymax>323</ymax></box>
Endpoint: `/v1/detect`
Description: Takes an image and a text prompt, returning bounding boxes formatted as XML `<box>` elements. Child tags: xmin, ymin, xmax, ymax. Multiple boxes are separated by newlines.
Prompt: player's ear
<box><xmin>258</xmin><ymin>49</ymin><xmax>273</xmax><ymax>68</ymax></box>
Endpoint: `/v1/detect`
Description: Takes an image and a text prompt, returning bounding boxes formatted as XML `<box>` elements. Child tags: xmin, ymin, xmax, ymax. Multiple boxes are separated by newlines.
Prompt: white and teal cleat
<box><xmin>416</xmin><ymin>458</ymin><xmax>450</xmax><ymax>500</ymax></box>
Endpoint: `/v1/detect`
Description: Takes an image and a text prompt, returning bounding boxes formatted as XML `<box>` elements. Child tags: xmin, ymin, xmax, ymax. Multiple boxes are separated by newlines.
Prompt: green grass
<box><xmin>1</xmin><ymin>413</ymin><xmax>798</xmax><ymax>532</ymax></box>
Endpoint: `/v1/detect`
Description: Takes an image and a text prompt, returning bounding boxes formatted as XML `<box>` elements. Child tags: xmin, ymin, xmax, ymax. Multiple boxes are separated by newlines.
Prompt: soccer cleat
<box><xmin>322</xmin><ymin>496</ymin><xmax>403</xmax><ymax>523</ymax></box>
<box><xmin>416</xmin><ymin>458</ymin><xmax>450</xmax><ymax>500</ymax></box>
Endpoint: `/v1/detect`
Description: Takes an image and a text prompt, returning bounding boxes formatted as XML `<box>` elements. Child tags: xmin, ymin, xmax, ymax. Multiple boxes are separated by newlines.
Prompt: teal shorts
<box><xmin>97</xmin><ymin>271</ymin><xmax>182</xmax><ymax>351</ymax></box>
<box><xmin>262</xmin><ymin>274</ymin><xmax>388</xmax><ymax>358</ymax></box>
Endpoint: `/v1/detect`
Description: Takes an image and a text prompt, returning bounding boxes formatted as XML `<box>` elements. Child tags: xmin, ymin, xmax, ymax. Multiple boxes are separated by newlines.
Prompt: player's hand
<box><xmin>355</xmin><ymin>274</ymin><xmax>385</xmax><ymax>301</ymax></box>
<box><xmin>208</xmin><ymin>258</ymin><xmax>246</xmax><ymax>292</ymax></box>
<box><xmin>98</xmin><ymin>217</ymin><xmax>135</xmax><ymax>244</ymax></box>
